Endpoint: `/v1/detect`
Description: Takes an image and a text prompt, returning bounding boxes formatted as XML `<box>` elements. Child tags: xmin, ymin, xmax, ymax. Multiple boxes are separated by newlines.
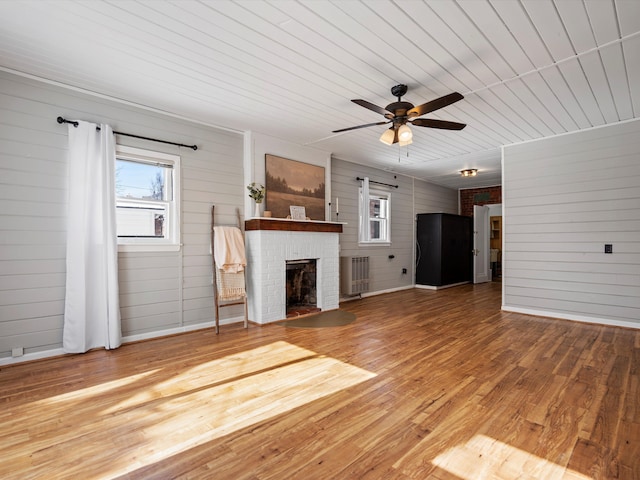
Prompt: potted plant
<box><xmin>247</xmin><ymin>182</ymin><xmax>265</xmax><ymax>217</ymax></box>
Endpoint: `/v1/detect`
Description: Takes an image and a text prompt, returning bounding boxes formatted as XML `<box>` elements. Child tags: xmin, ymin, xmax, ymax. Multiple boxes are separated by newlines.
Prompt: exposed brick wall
<box><xmin>460</xmin><ymin>186</ymin><xmax>502</xmax><ymax>217</ymax></box>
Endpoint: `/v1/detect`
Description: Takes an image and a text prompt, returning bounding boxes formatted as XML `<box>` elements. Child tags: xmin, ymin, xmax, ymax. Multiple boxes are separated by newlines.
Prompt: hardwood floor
<box><xmin>1</xmin><ymin>282</ymin><xmax>638</xmax><ymax>479</ymax></box>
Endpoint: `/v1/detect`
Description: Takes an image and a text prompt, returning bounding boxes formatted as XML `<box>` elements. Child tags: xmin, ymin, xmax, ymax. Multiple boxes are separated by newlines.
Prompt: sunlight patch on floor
<box><xmin>106</xmin><ymin>346</ymin><xmax>377</xmax><ymax>477</ymax></box>
<box><xmin>31</xmin><ymin>369</ymin><xmax>161</xmax><ymax>405</ymax></box>
<box><xmin>432</xmin><ymin>434</ymin><xmax>591</xmax><ymax>480</ymax></box>
<box><xmin>103</xmin><ymin>341</ymin><xmax>317</xmax><ymax>413</ymax></box>
<box><xmin>9</xmin><ymin>342</ymin><xmax>376</xmax><ymax>479</ymax></box>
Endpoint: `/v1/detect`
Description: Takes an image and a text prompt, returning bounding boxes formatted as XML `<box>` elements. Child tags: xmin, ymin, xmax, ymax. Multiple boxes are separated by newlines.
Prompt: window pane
<box><xmin>370</xmin><ymin>219</ymin><xmax>381</xmax><ymax>240</ymax></box>
<box><xmin>116</xmin><ymin>202</ymin><xmax>167</xmax><ymax>238</ymax></box>
<box><xmin>116</xmin><ymin>159</ymin><xmax>170</xmax><ymax>201</ymax></box>
<box><xmin>378</xmin><ymin>198</ymin><xmax>388</xmax><ymax>219</ymax></box>
<box><xmin>369</xmin><ymin>198</ymin><xmax>380</xmax><ymax>218</ymax></box>
<box><xmin>369</xmin><ymin>196</ymin><xmax>389</xmax><ymax>219</ymax></box>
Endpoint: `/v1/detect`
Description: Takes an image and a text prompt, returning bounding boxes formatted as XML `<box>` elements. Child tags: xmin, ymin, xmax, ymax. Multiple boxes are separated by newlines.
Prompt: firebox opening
<box><xmin>286</xmin><ymin>259</ymin><xmax>319</xmax><ymax>318</ymax></box>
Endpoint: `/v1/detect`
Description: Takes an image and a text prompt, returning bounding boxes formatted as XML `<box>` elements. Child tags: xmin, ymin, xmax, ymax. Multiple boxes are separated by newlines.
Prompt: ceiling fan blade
<box><xmin>351</xmin><ymin>99</ymin><xmax>392</xmax><ymax>116</ymax></box>
<box><xmin>332</xmin><ymin>121</ymin><xmax>390</xmax><ymax>133</ymax></box>
<box><xmin>407</xmin><ymin>92</ymin><xmax>464</xmax><ymax>118</ymax></box>
<box><xmin>411</xmin><ymin>118</ymin><xmax>467</xmax><ymax>130</ymax></box>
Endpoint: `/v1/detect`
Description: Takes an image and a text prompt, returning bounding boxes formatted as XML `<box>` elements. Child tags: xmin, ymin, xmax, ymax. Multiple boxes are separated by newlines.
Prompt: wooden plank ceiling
<box><xmin>0</xmin><ymin>0</ymin><xmax>638</xmax><ymax>189</ymax></box>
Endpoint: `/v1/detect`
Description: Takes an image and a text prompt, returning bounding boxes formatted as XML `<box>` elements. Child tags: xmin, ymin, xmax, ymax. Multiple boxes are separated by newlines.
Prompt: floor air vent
<box><xmin>340</xmin><ymin>256</ymin><xmax>370</xmax><ymax>295</ymax></box>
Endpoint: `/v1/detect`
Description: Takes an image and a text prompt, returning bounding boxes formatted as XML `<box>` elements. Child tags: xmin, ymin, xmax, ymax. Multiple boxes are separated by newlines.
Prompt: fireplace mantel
<box><xmin>245</xmin><ymin>218</ymin><xmax>343</xmax><ymax>233</ymax></box>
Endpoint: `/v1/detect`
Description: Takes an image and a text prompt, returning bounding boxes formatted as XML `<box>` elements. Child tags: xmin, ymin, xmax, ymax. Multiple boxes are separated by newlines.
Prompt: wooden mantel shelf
<box><xmin>245</xmin><ymin>218</ymin><xmax>343</xmax><ymax>233</ymax></box>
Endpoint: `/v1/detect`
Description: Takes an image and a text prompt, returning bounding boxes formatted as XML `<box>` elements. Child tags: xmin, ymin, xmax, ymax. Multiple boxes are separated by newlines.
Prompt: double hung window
<box><xmin>359</xmin><ymin>186</ymin><xmax>391</xmax><ymax>245</ymax></box>
<box><xmin>115</xmin><ymin>145</ymin><xmax>180</xmax><ymax>251</ymax></box>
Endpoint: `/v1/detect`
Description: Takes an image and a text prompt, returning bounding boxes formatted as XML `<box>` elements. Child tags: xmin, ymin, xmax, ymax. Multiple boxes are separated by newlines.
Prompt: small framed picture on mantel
<box><xmin>289</xmin><ymin>206</ymin><xmax>306</xmax><ymax>220</ymax></box>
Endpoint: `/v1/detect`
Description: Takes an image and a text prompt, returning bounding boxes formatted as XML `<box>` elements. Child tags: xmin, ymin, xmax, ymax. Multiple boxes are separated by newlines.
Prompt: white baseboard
<box><xmin>0</xmin><ymin>347</ymin><xmax>66</xmax><ymax>366</ymax></box>
<box><xmin>415</xmin><ymin>281</ymin><xmax>470</xmax><ymax>290</ymax></box>
<box><xmin>340</xmin><ymin>284</ymin><xmax>414</xmax><ymax>302</ymax></box>
<box><xmin>122</xmin><ymin>316</ymin><xmax>244</xmax><ymax>343</ymax></box>
<box><xmin>502</xmin><ymin>305</ymin><xmax>640</xmax><ymax>330</ymax></box>
<box><xmin>0</xmin><ymin>316</ymin><xmax>247</xmax><ymax>366</ymax></box>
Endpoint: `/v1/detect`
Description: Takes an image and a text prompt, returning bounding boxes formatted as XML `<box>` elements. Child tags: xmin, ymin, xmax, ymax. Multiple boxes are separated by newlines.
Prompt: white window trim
<box><xmin>358</xmin><ymin>186</ymin><xmax>392</xmax><ymax>246</ymax></box>
<box><xmin>115</xmin><ymin>145</ymin><xmax>181</xmax><ymax>252</ymax></box>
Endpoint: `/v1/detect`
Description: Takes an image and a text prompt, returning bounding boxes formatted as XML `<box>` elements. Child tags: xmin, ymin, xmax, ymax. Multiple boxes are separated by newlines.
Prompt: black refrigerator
<box><xmin>416</xmin><ymin>213</ymin><xmax>472</xmax><ymax>287</ymax></box>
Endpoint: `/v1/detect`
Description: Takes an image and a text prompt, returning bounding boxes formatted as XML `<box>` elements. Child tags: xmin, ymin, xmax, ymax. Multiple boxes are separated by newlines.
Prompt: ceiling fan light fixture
<box><xmin>399</xmin><ymin>137</ymin><xmax>412</xmax><ymax>146</ymax></box>
<box><xmin>379</xmin><ymin>128</ymin><xmax>395</xmax><ymax>145</ymax></box>
<box><xmin>460</xmin><ymin>169</ymin><xmax>478</xmax><ymax>177</ymax></box>
<box><xmin>398</xmin><ymin>124</ymin><xmax>412</xmax><ymax>141</ymax></box>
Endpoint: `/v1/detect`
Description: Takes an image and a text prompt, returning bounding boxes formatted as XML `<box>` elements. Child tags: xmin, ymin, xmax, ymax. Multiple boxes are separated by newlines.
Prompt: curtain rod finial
<box><xmin>57</xmin><ymin>116</ymin><xmax>79</xmax><ymax>127</ymax></box>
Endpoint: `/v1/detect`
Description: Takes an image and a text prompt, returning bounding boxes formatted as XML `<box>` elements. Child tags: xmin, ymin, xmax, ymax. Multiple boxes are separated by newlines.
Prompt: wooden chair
<box><xmin>211</xmin><ymin>205</ymin><xmax>248</xmax><ymax>334</ymax></box>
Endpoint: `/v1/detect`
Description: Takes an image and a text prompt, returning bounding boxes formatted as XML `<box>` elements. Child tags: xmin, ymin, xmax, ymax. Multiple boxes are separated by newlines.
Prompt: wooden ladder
<box><xmin>211</xmin><ymin>205</ymin><xmax>248</xmax><ymax>334</ymax></box>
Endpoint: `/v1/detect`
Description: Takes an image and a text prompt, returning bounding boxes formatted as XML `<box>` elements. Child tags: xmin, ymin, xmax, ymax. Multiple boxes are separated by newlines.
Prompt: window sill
<box><xmin>118</xmin><ymin>243</ymin><xmax>181</xmax><ymax>253</ymax></box>
<box><xmin>358</xmin><ymin>241</ymin><xmax>392</xmax><ymax>247</ymax></box>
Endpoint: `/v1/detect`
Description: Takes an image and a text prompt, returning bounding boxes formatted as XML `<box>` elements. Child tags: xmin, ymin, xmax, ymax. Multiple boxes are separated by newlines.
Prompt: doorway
<box><xmin>472</xmin><ymin>204</ymin><xmax>502</xmax><ymax>284</ymax></box>
<box><xmin>487</xmin><ymin>204</ymin><xmax>502</xmax><ymax>282</ymax></box>
<box><xmin>490</xmin><ymin>215</ymin><xmax>502</xmax><ymax>281</ymax></box>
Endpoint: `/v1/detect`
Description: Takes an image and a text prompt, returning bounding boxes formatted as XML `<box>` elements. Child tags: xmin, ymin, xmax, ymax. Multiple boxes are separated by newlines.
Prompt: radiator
<box><xmin>340</xmin><ymin>256</ymin><xmax>370</xmax><ymax>295</ymax></box>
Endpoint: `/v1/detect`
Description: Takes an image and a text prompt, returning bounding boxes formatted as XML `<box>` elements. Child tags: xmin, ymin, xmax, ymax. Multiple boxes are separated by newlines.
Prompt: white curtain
<box><xmin>359</xmin><ymin>176</ymin><xmax>370</xmax><ymax>243</ymax></box>
<box><xmin>63</xmin><ymin>121</ymin><xmax>122</xmax><ymax>353</ymax></box>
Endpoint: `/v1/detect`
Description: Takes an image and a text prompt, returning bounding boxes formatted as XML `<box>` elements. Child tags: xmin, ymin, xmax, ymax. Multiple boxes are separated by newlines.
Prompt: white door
<box><xmin>473</xmin><ymin>205</ymin><xmax>490</xmax><ymax>284</ymax></box>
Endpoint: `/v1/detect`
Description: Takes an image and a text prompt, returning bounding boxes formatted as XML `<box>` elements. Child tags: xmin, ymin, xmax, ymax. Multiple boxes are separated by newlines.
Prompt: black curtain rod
<box><xmin>57</xmin><ymin>116</ymin><xmax>198</xmax><ymax>151</ymax></box>
<box><xmin>356</xmin><ymin>176</ymin><xmax>398</xmax><ymax>189</ymax></box>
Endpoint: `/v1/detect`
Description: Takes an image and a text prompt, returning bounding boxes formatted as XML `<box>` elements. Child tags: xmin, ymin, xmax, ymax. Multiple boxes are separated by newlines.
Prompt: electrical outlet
<box><xmin>12</xmin><ymin>347</ymin><xmax>24</xmax><ymax>357</ymax></box>
<box><xmin>604</xmin><ymin>244</ymin><xmax>613</xmax><ymax>254</ymax></box>
<box><xmin>402</xmin><ymin>268</ymin><xmax>407</xmax><ymax>274</ymax></box>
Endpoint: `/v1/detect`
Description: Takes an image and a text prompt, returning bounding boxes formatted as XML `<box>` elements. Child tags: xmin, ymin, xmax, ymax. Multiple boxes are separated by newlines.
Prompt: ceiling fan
<box><xmin>332</xmin><ymin>84</ymin><xmax>466</xmax><ymax>145</ymax></box>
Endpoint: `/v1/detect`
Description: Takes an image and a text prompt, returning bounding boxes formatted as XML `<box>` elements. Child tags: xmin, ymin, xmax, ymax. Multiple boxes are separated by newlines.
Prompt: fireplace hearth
<box><xmin>286</xmin><ymin>259</ymin><xmax>319</xmax><ymax>317</ymax></box>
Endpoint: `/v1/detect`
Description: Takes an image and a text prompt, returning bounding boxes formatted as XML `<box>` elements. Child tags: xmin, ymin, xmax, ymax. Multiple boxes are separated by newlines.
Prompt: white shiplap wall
<box><xmin>0</xmin><ymin>70</ymin><xmax>244</xmax><ymax>362</ymax></box>
<box><xmin>503</xmin><ymin>118</ymin><xmax>640</xmax><ymax>328</ymax></box>
<box><xmin>331</xmin><ymin>157</ymin><xmax>458</xmax><ymax>295</ymax></box>
<box><xmin>413</xmin><ymin>178</ymin><xmax>459</xmax><ymax>216</ymax></box>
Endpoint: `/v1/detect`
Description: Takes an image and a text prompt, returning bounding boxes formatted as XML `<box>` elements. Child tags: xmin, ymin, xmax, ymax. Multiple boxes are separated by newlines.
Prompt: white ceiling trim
<box><xmin>503</xmin><ymin>114</ymin><xmax>640</xmax><ymax>149</ymax></box>
<box><xmin>0</xmin><ymin>65</ymin><xmax>246</xmax><ymax>135</ymax></box>
<box><xmin>465</xmin><ymin>29</ymin><xmax>640</xmax><ymax>98</ymax></box>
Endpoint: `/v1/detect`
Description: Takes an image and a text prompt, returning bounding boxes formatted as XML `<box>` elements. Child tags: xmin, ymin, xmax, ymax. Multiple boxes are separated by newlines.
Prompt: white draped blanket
<box><xmin>213</xmin><ymin>226</ymin><xmax>246</xmax><ymax>300</ymax></box>
<box><xmin>213</xmin><ymin>226</ymin><xmax>246</xmax><ymax>273</ymax></box>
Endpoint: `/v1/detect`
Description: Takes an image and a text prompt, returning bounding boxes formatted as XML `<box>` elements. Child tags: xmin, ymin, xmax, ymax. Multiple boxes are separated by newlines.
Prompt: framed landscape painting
<box><xmin>265</xmin><ymin>154</ymin><xmax>325</xmax><ymax>220</ymax></box>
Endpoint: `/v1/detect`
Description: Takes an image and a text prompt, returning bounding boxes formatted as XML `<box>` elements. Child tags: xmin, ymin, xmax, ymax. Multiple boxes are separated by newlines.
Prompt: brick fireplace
<box><xmin>244</xmin><ymin>219</ymin><xmax>342</xmax><ymax>324</ymax></box>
